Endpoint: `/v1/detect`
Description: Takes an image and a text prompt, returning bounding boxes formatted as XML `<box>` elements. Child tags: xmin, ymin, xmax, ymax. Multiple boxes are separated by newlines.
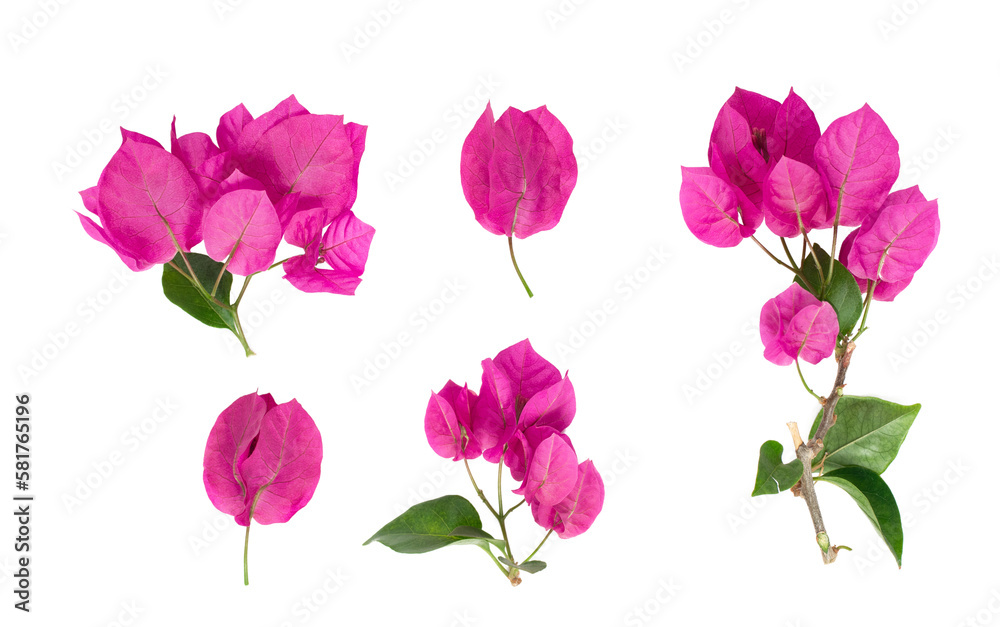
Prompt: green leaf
<box><xmin>517</xmin><ymin>560</ymin><xmax>547</xmax><ymax>574</ymax></box>
<box><xmin>808</xmin><ymin>396</ymin><xmax>920</xmax><ymax>475</ymax></box>
<box><xmin>817</xmin><ymin>466</ymin><xmax>904</xmax><ymax>567</ymax></box>
<box><xmin>497</xmin><ymin>556</ymin><xmax>548</xmax><ymax>574</ymax></box>
<box><xmin>363</xmin><ymin>496</ymin><xmax>487</xmax><ymax>554</ymax></box>
<box><xmin>795</xmin><ymin>245</ymin><xmax>863</xmax><ymax>336</ymax></box>
<box><xmin>496</xmin><ymin>556</ymin><xmax>547</xmax><ymax>574</ymax></box>
<box><xmin>751</xmin><ymin>441</ymin><xmax>804</xmax><ymax>496</ymax></box>
<box><xmin>162</xmin><ymin>252</ymin><xmax>236</xmax><ymax>331</ymax></box>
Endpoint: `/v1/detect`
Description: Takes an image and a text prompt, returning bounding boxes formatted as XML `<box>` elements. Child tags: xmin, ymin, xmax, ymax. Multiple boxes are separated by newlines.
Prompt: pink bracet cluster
<box><xmin>424</xmin><ymin>339</ymin><xmax>604</xmax><ymax>540</ymax></box>
<box><xmin>681</xmin><ymin>87</ymin><xmax>941</xmax><ymax>366</ymax></box>
<box><xmin>76</xmin><ymin>95</ymin><xmax>374</xmax><ymax>295</ymax></box>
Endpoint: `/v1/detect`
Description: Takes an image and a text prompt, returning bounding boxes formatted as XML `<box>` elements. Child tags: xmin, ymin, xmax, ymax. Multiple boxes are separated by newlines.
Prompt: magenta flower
<box><xmin>841</xmin><ymin>186</ymin><xmax>940</xmax><ymax>300</ymax></box>
<box><xmin>760</xmin><ymin>283</ymin><xmax>839</xmax><ymax>366</ymax></box>
<box><xmin>203</xmin><ymin>392</ymin><xmax>322</xmax><ymax>585</ymax></box>
<box><xmin>460</xmin><ymin>103</ymin><xmax>578</xmax><ymax>297</ymax></box>
<box><xmin>681</xmin><ymin>88</ymin><xmax>824</xmax><ymax>245</ymax></box>
<box><xmin>424</xmin><ymin>381</ymin><xmax>481</xmax><ymax>461</ymax></box>
<box><xmin>76</xmin><ymin>96</ymin><xmax>375</xmax><ymax>355</ymax></box>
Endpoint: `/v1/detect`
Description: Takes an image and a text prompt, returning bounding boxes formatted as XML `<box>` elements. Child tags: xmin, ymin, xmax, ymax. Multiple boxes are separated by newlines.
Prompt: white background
<box><xmin>2</xmin><ymin>0</ymin><xmax>998</xmax><ymax>625</ymax></box>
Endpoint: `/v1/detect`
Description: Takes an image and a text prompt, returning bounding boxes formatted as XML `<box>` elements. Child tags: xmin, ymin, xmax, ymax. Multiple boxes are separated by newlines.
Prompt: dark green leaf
<box><xmin>817</xmin><ymin>466</ymin><xmax>903</xmax><ymax>567</ymax></box>
<box><xmin>809</xmin><ymin>396</ymin><xmax>920</xmax><ymax>475</ymax></box>
<box><xmin>752</xmin><ymin>441</ymin><xmax>804</xmax><ymax>496</ymax></box>
<box><xmin>162</xmin><ymin>252</ymin><xmax>236</xmax><ymax>330</ymax></box>
<box><xmin>795</xmin><ymin>245</ymin><xmax>863</xmax><ymax>336</ymax></box>
<box><xmin>364</xmin><ymin>496</ymin><xmax>486</xmax><ymax>554</ymax></box>
<box><xmin>497</xmin><ymin>555</ymin><xmax>516</xmax><ymax>568</ymax></box>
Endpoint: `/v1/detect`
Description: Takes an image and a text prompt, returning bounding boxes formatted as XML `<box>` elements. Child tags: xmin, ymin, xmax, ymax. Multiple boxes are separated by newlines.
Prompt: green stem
<box><xmin>243</xmin><ymin>524</ymin><xmax>251</xmax><ymax>586</ymax></box>
<box><xmin>503</xmin><ymin>498</ymin><xmax>525</xmax><ymax>519</ymax></box>
<box><xmin>829</xmin><ymin>201</ymin><xmax>843</xmax><ymax>281</ymax></box>
<box><xmin>802</xmin><ymin>231</ymin><xmax>826</xmax><ymax>290</ymax></box>
<box><xmin>780</xmin><ymin>237</ymin><xmax>800</xmax><ymax>272</ymax></box>
<box><xmin>523</xmin><ymin>529</ymin><xmax>553</xmax><ymax>563</ymax></box>
<box><xmin>850</xmin><ymin>280</ymin><xmax>876</xmax><ymax>342</ymax></box>
<box><xmin>267</xmin><ymin>256</ymin><xmax>293</xmax><ymax>272</ymax></box>
<box><xmin>479</xmin><ymin>545</ymin><xmax>509</xmax><ymax>576</ymax></box>
<box><xmin>508</xmin><ymin>237</ymin><xmax>533</xmax><ymax>298</ymax></box>
<box><xmin>751</xmin><ymin>236</ymin><xmax>798</xmax><ymax>274</ymax></box>
<box><xmin>234</xmin><ymin>274</ymin><xmax>253</xmax><ymax>308</ymax></box>
<box><xmin>231</xmin><ymin>308</ymin><xmax>255</xmax><ymax>357</ymax></box>
<box><xmin>464</xmin><ymin>459</ymin><xmax>499</xmax><ymax>518</ymax></box>
<box><xmin>496</xmin><ymin>460</ymin><xmax>514</xmax><ymax>561</ymax></box>
<box><xmin>782</xmin><ymin>237</ymin><xmax>815</xmax><ymax>293</ymax></box>
<box><xmin>795</xmin><ymin>359</ymin><xmax>822</xmax><ymax>401</ymax></box>
<box><xmin>211</xmin><ymin>256</ymin><xmax>231</xmax><ymax>298</ymax></box>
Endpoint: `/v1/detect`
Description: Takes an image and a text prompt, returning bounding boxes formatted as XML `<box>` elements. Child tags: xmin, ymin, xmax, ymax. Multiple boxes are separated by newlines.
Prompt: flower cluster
<box><xmin>679</xmin><ymin>87</ymin><xmax>940</xmax><ymax>366</ymax></box>
<box><xmin>77</xmin><ymin>95</ymin><xmax>374</xmax><ymax>295</ymax></box>
<box><xmin>424</xmin><ymin>339</ymin><xmax>604</xmax><ymax>539</ymax></box>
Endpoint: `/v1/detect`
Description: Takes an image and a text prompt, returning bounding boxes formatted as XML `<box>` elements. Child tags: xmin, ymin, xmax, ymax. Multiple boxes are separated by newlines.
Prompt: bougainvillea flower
<box><xmin>460</xmin><ymin>102</ymin><xmax>577</xmax><ymax>297</ymax></box>
<box><xmin>419</xmin><ymin>338</ymin><xmax>604</xmax><ymax>547</ymax></box>
<box><xmin>706</xmin><ymin>88</ymin><xmax>820</xmax><ymax>206</ymax></box>
<box><xmin>813</xmin><ymin>104</ymin><xmax>900</xmax><ymax>227</ymax></box>
<box><xmin>505</xmin><ymin>425</ymin><xmax>572</xmax><ymax>484</ymax></box>
<box><xmin>549</xmin><ymin>460</ymin><xmax>605</xmax><ymax>539</ymax></box>
<box><xmin>78</xmin><ymin>95</ymin><xmax>373</xmax><ymax>296</ymax></box>
<box><xmin>492</xmin><ymin>339</ymin><xmax>562</xmax><ymax>413</ymax></box>
<box><xmin>760</xmin><ymin>283</ymin><xmax>838</xmax><ymax>365</ymax></box>
<box><xmin>520</xmin><ymin>433</ymin><xmax>578</xmax><ymax>507</ymax></box>
<box><xmin>846</xmin><ymin>198</ymin><xmax>939</xmax><ymax>284</ymax></box>
<box><xmin>839</xmin><ymin>186</ymin><xmax>938</xmax><ymax>302</ymax></box>
<box><xmin>472</xmin><ymin>339</ymin><xmax>562</xmax><ymax>461</ymax></box>
<box><xmin>203</xmin><ymin>392</ymin><xmax>322</xmax><ymax>584</ymax></box>
<box><xmin>234</xmin><ymin>399</ymin><xmax>321</xmax><ymax>525</ymax></box>
<box><xmin>425</xmin><ymin>381</ymin><xmax>481</xmax><ymax>461</ymax></box>
<box><xmin>519</xmin><ymin>376</ymin><xmax>576</xmax><ymax>432</ymax></box>
<box><xmin>682</xmin><ymin>88</ymin><xmax>822</xmax><ymax>246</ymax></box>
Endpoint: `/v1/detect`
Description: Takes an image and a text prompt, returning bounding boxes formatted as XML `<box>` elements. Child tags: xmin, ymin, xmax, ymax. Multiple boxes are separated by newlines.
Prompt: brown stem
<box><xmin>790</xmin><ymin>341</ymin><xmax>855</xmax><ymax>564</ymax></box>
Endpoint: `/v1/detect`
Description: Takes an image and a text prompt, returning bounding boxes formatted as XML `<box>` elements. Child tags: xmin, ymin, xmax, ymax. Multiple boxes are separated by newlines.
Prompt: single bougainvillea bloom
<box><xmin>391</xmin><ymin>339</ymin><xmax>603</xmax><ymax>586</ymax></box>
<box><xmin>76</xmin><ymin>96</ymin><xmax>374</xmax><ymax>355</ymax></box>
<box><xmin>203</xmin><ymin>392</ymin><xmax>322</xmax><ymax>585</ymax></box>
<box><xmin>760</xmin><ymin>283</ymin><xmax>839</xmax><ymax>366</ymax></box>
<box><xmin>424</xmin><ymin>381</ymin><xmax>482</xmax><ymax>461</ymax></box>
<box><xmin>844</xmin><ymin>188</ymin><xmax>940</xmax><ymax>286</ymax></box>
<box><xmin>460</xmin><ymin>102</ymin><xmax>578</xmax><ymax>297</ymax></box>
<box><xmin>680</xmin><ymin>87</ymin><xmax>823</xmax><ymax>246</ymax></box>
